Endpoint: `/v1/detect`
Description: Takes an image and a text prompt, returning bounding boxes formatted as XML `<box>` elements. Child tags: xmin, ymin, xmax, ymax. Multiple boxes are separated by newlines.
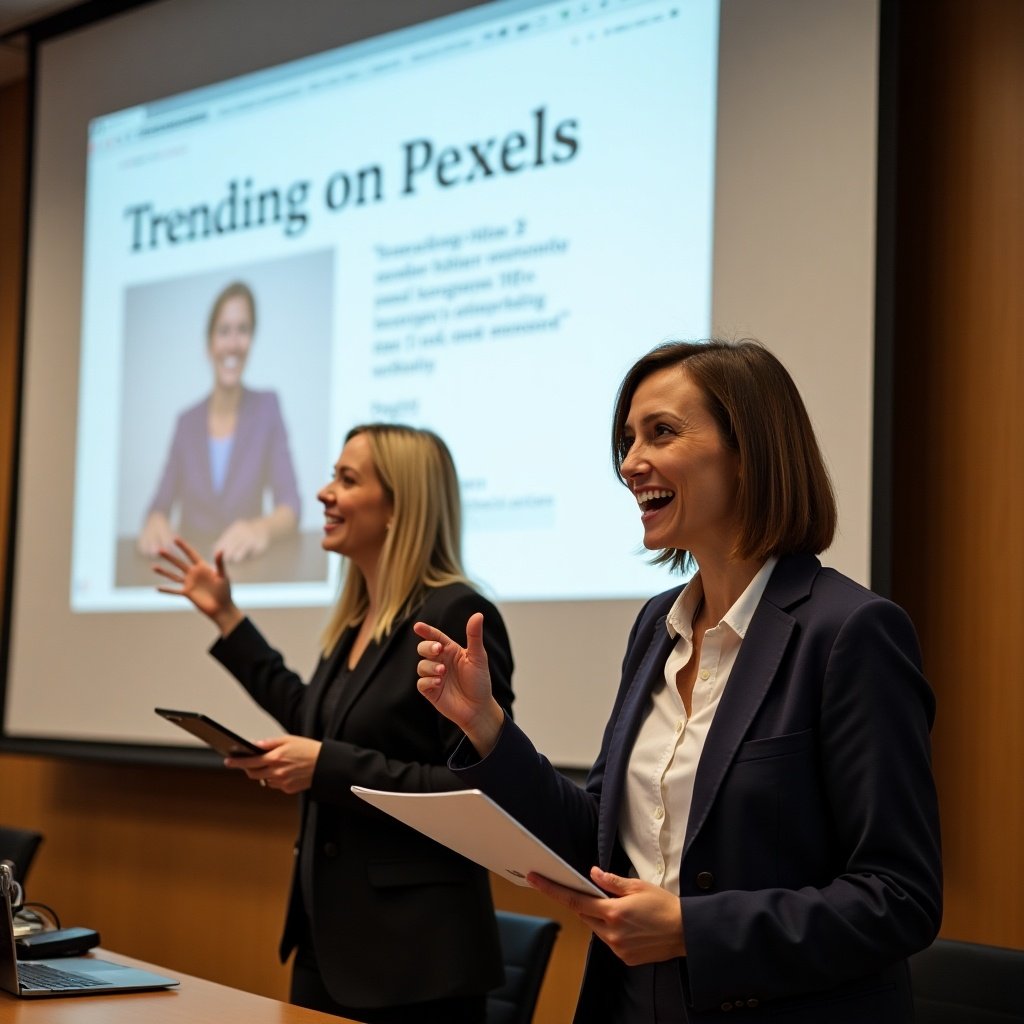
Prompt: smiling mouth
<box><xmin>635</xmin><ymin>489</ymin><xmax>675</xmax><ymax>513</ymax></box>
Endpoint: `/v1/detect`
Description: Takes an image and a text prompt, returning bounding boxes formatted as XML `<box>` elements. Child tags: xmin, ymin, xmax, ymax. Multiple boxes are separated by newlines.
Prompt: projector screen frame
<box><xmin>1</xmin><ymin>0</ymin><xmax>898</xmax><ymax>768</ymax></box>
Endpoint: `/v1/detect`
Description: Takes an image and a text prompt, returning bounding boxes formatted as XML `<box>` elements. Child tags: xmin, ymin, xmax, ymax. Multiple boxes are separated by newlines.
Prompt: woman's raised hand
<box><xmin>414</xmin><ymin>612</ymin><xmax>505</xmax><ymax>757</ymax></box>
<box><xmin>153</xmin><ymin>536</ymin><xmax>244</xmax><ymax>636</ymax></box>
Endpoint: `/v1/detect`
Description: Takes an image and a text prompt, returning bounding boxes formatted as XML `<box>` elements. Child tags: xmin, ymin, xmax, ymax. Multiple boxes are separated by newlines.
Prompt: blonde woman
<box><xmin>155</xmin><ymin>424</ymin><xmax>514</xmax><ymax>1024</ymax></box>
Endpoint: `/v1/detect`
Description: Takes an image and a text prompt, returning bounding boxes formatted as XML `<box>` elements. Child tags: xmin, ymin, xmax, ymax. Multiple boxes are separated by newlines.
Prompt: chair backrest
<box><xmin>0</xmin><ymin>826</ymin><xmax>43</xmax><ymax>884</ymax></box>
<box><xmin>487</xmin><ymin>910</ymin><xmax>561</xmax><ymax>1024</ymax></box>
<box><xmin>910</xmin><ymin>937</ymin><xmax>1024</xmax><ymax>1024</ymax></box>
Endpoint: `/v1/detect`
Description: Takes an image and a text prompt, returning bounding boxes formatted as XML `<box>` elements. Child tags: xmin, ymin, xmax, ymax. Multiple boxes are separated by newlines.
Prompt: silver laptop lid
<box><xmin>0</xmin><ymin>862</ymin><xmax>25</xmax><ymax>994</ymax></box>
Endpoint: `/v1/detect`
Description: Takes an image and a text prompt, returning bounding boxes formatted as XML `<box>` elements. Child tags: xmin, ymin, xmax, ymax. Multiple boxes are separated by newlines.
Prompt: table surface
<box><xmin>0</xmin><ymin>949</ymin><xmax>359</xmax><ymax>1023</ymax></box>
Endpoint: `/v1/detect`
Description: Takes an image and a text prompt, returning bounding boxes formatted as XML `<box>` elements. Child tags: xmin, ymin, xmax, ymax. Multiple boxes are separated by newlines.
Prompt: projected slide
<box><xmin>70</xmin><ymin>0</ymin><xmax>719</xmax><ymax>612</ymax></box>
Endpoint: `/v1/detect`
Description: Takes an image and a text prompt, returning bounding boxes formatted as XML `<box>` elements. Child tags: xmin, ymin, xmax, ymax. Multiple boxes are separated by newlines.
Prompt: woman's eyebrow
<box><xmin>631</xmin><ymin>410</ymin><xmax>682</xmax><ymax>428</ymax></box>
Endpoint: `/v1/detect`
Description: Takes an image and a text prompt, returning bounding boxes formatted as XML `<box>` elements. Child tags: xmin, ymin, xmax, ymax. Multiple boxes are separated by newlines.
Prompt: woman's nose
<box><xmin>619</xmin><ymin>444</ymin><xmax>645</xmax><ymax>478</ymax></box>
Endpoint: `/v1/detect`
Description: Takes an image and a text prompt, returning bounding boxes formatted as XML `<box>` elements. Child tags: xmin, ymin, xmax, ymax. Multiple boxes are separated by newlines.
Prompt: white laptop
<box><xmin>0</xmin><ymin>863</ymin><xmax>178</xmax><ymax>998</ymax></box>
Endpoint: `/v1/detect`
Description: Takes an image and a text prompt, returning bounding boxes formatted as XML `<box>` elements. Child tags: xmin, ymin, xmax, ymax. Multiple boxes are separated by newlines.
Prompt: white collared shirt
<box><xmin>619</xmin><ymin>557</ymin><xmax>778</xmax><ymax>895</ymax></box>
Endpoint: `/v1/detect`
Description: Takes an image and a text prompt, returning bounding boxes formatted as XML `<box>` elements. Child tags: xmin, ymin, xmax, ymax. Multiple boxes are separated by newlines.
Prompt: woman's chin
<box><xmin>640</xmin><ymin>529</ymin><xmax>669</xmax><ymax>551</ymax></box>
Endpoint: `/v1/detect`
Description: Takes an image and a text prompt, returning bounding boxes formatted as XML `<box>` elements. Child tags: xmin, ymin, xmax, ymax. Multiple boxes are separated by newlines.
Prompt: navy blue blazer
<box><xmin>454</xmin><ymin>554</ymin><xmax>942</xmax><ymax>1023</ymax></box>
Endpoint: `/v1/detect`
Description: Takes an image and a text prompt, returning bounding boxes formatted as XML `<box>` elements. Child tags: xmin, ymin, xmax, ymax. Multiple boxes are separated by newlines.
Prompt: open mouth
<box><xmin>635</xmin><ymin>489</ymin><xmax>674</xmax><ymax>513</ymax></box>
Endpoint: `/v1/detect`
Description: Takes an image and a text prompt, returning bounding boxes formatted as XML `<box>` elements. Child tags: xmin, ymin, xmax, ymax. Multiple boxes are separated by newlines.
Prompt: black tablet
<box><xmin>154</xmin><ymin>708</ymin><xmax>262</xmax><ymax>757</ymax></box>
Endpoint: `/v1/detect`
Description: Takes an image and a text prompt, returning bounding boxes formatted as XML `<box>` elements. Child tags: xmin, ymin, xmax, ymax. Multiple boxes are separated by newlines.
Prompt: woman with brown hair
<box><xmin>415</xmin><ymin>340</ymin><xmax>941</xmax><ymax>1023</ymax></box>
<box><xmin>155</xmin><ymin>423</ymin><xmax>514</xmax><ymax>1023</ymax></box>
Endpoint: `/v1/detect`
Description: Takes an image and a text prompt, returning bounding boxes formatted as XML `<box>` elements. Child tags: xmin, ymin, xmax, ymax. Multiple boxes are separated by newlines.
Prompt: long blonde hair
<box><xmin>320</xmin><ymin>424</ymin><xmax>469</xmax><ymax>655</ymax></box>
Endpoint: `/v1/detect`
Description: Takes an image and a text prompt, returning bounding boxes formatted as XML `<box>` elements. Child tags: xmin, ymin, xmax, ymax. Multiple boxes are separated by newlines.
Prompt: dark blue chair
<box><xmin>910</xmin><ymin>937</ymin><xmax>1024</xmax><ymax>1023</ymax></box>
<box><xmin>487</xmin><ymin>910</ymin><xmax>561</xmax><ymax>1024</ymax></box>
<box><xmin>0</xmin><ymin>826</ymin><xmax>43</xmax><ymax>884</ymax></box>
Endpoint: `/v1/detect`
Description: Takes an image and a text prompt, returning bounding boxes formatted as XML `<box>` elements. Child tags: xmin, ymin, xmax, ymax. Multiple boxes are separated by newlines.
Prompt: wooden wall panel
<box><xmin>0</xmin><ymin>80</ymin><xmax>26</xmax><ymax>594</ymax></box>
<box><xmin>891</xmin><ymin>0</ymin><xmax>1024</xmax><ymax>949</ymax></box>
<box><xmin>0</xmin><ymin>752</ymin><xmax>299</xmax><ymax>998</ymax></box>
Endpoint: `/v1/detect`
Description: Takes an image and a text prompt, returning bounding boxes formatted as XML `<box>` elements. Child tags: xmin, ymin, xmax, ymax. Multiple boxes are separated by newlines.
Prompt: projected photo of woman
<box><xmin>136</xmin><ymin>281</ymin><xmax>301</xmax><ymax>563</ymax></box>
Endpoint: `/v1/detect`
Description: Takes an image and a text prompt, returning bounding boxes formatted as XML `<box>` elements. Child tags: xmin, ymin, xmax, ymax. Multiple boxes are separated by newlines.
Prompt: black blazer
<box><xmin>454</xmin><ymin>555</ymin><xmax>942</xmax><ymax>1023</ymax></box>
<box><xmin>211</xmin><ymin>582</ymin><xmax>514</xmax><ymax>1009</ymax></box>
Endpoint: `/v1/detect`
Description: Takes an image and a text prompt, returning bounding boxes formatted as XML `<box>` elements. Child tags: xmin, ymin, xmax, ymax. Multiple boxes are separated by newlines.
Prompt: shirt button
<box><xmin>654</xmin><ymin>806</ymin><xmax>664</xmax><ymax>820</ymax></box>
<box><xmin>720</xmin><ymin>1002</ymin><xmax>734</xmax><ymax>1011</ymax></box>
<box><xmin>700</xmin><ymin>669</ymin><xmax>710</xmax><ymax>680</ymax></box>
<box><xmin>696</xmin><ymin>871</ymin><xmax>714</xmax><ymax>890</ymax></box>
<box><xmin>746</xmin><ymin>998</ymin><xmax>760</xmax><ymax>1008</ymax></box>
<box><xmin>675</xmin><ymin>719</ymin><xmax>684</xmax><ymax>734</ymax></box>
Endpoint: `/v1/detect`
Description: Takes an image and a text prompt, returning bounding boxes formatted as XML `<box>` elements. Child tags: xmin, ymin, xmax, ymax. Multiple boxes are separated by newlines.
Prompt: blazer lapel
<box><xmin>321</xmin><ymin>618</ymin><xmax>409</xmax><ymax>739</ymax></box>
<box><xmin>682</xmin><ymin>554</ymin><xmax>819</xmax><ymax>861</ymax></box>
<box><xmin>598</xmin><ymin>620</ymin><xmax>675</xmax><ymax>865</ymax></box>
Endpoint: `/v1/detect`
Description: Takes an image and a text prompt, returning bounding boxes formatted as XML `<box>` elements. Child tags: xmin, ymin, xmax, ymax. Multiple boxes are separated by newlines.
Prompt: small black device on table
<box><xmin>15</xmin><ymin>927</ymin><xmax>100</xmax><ymax>960</ymax></box>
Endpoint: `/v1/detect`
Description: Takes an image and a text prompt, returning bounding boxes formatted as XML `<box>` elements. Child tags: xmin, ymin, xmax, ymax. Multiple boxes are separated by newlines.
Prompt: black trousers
<box><xmin>290</xmin><ymin>940</ymin><xmax>486</xmax><ymax>1024</ymax></box>
<box><xmin>613</xmin><ymin>960</ymin><xmax>688</xmax><ymax>1023</ymax></box>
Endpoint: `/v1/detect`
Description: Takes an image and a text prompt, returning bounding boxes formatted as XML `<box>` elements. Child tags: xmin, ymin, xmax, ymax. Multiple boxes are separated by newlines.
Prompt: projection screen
<box><xmin>2</xmin><ymin>0</ymin><xmax>882</xmax><ymax>767</ymax></box>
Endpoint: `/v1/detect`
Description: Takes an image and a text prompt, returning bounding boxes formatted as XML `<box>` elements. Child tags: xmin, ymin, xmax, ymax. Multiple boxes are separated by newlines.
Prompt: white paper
<box><xmin>351</xmin><ymin>786</ymin><xmax>607</xmax><ymax>898</ymax></box>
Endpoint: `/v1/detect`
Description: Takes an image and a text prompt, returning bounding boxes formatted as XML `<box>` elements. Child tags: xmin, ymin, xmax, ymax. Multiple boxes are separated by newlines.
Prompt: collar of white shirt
<box><xmin>664</xmin><ymin>555</ymin><xmax>780</xmax><ymax>642</ymax></box>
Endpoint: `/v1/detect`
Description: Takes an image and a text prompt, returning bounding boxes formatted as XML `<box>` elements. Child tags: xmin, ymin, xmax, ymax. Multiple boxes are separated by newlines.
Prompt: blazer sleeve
<box><xmin>681</xmin><ymin>596</ymin><xmax>942</xmax><ymax>1008</ymax></box>
<box><xmin>213</xmin><ymin>588</ymin><xmax>515</xmax><ymax>816</ymax></box>
<box><xmin>309</xmin><ymin>587</ymin><xmax>515</xmax><ymax>814</ymax></box>
<box><xmin>209</xmin><ymin>616</ymin><xmax>311</xmax><ymax>734</ymax></box>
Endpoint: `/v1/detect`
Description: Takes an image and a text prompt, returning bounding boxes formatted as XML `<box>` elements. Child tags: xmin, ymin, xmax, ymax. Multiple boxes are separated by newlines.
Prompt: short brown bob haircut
<box><xmin>611</xmin><ymin>339</ymin><xmax>837</xmax><ymax>573</ymax></box>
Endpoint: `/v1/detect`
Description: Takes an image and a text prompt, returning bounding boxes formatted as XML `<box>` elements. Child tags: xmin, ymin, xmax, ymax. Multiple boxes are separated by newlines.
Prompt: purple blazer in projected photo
<box><xmin>146</xmin><ymin>387</ymin><xmax>301</xmax><ymax>540</ymax></box>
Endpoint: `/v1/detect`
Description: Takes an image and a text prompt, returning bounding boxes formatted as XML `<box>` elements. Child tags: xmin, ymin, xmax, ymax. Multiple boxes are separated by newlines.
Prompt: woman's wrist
<box><xmin>214</xmin><ymin>605</ymin><xmax>244</xmax><ymax>637</ymax></box>
<box><xmin>464</xmin><ymin>699</ymin><xmax>505</xmax><ymax>759</ymax></box>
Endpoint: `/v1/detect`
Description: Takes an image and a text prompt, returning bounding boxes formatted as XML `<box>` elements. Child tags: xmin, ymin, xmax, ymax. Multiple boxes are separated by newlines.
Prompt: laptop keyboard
<box><xmin>18</xmin><ymin>961</ymin><xmax>108</xmax><ymax>991</ymax></box>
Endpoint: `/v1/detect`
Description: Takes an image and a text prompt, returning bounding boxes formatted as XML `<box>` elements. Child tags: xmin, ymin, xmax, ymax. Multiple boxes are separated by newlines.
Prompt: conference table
<box><xmin>0</xmin><ymin>949</ymin><xmax>362</xmax><ymax>1023</ymax></box>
